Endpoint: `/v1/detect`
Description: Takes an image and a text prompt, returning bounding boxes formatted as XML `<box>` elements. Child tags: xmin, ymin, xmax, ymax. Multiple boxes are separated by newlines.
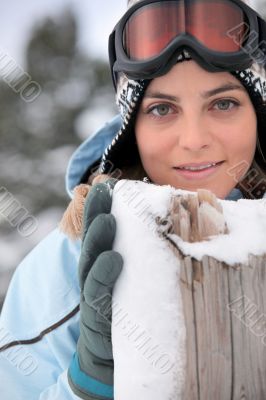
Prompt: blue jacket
<box><xmin>0</xmin><ymin>115</ymin><xmax>121</xmax><ymax>400</ymax></box>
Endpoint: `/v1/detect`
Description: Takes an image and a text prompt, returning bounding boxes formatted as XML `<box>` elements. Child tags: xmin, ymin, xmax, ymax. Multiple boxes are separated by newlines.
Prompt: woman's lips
<box><xmin>173</xmin><ymin>161</ymin><xmax>224</xmax><ymax>180</ymax></box>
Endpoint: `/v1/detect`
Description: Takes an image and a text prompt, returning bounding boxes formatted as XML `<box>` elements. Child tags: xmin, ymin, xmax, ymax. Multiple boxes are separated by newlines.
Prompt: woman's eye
<box><xmin>213</xmin><ymin>99</ymin><xmax>239</xmax><ymax>111</ymax></box>
<box><xmin>148</xmin><ymin>104</ymin><xmax>173</xmax><ymax>117</ymax></box>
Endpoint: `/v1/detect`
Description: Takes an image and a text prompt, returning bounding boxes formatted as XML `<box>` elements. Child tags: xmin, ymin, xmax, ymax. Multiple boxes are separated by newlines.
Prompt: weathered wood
<box><xmin>169</xmin><ymin>189</ymin><xmax>228</xmax><ymax>242</ymax></box>
<box><xmin>161</xmin><ymin>189</ymin><xmax>266</xmax><ymax>399</ymax></box>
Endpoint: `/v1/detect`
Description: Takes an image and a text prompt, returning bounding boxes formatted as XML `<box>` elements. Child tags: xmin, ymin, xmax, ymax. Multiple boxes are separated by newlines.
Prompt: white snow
<box><xmin>171</xmin><ymin>196</ymin><xmax>266</xmax><ymax>265</ymax></box>
<box><xmin>111</xmin><ymin>180</ymin><xmax>266</xmax><ymax>399</ymax></box>
<box><xmin>111</xmin><ymin>181</ymin><xmax>187</xmax><ymax>400</ymax></box>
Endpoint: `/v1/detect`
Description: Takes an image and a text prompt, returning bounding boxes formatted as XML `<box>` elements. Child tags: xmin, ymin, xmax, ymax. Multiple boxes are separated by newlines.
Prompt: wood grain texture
<box><xmin>160</xmin><ymin>190</ymin><xmax>266</xmax><ymax>399</ymax></box>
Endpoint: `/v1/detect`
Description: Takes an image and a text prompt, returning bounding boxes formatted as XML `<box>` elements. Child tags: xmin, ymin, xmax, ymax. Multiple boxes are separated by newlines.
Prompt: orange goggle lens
<box><xmin>124</xmin><ymin>0</ymin><xmax>247</xmax><ymax>60</ymax></box>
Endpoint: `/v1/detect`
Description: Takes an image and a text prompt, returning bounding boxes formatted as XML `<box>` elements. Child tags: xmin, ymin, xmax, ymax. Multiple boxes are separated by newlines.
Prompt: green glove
<box><xmin>68</xmin><ymin>180</ymin><xmax>123</xmax><ymax>400</ymax></box>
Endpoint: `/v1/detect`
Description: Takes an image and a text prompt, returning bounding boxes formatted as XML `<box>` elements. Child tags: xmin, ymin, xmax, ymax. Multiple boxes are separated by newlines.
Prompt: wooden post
<box><xmin>160</xmin><ymin>189</ymin><xmax>266</xmax><ymax>399</ymax></box>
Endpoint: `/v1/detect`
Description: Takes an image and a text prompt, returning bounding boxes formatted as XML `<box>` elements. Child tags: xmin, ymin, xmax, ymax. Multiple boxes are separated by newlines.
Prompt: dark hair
<box><xmin>236</xmin><ymin>160</ymin><xmax>266</xmax><ymax>199</ymax></box>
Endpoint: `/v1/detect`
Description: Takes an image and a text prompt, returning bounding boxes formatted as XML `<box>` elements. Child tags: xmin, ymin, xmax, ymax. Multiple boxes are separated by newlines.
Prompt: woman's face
<box><xmin>135</xmin><ymin>61</ymin><xmax>257</xmax><ymax>199</ymax></box>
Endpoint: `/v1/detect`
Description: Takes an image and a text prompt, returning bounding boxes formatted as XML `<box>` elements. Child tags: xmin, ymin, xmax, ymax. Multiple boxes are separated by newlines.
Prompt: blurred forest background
<box><xmin>0</xmin><ymin>9</ymin><xmax>117</xmax><ymax>307</ymax></box>
<box><xmin>0</xmin><ymin>1</ymin><xmax>265</xmax><ymax>308</ymax></box>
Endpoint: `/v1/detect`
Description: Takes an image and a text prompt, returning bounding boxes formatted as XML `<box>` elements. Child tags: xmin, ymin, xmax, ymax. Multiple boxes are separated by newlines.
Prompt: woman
<box><xmin>1</xmin><ymin>0</ymin><xmax>266</xmax><ymax>399</ymax></box>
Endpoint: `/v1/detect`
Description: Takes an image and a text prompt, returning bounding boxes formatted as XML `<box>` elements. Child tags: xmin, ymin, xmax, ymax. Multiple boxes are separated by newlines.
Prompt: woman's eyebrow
<box><xmin>144</xmin><ymin>83</ymin><xmax>245</xmax><ymax>102</ymax></box>
<box><xmin>143</xmin><ymin>92</ymin><xmax>178</xmax><ymax>102</ymax></box>
<box><xmin>202</xmin><ymin>83</ymin><xmax>245</xmax><ymax>98</ymax></box>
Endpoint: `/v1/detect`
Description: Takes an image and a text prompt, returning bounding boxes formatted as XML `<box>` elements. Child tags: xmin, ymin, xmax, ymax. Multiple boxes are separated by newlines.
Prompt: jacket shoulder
<box><xmin>1</xmin><ymin>228</ymin><xmax>81</xmax><ymax>339</ymax></box>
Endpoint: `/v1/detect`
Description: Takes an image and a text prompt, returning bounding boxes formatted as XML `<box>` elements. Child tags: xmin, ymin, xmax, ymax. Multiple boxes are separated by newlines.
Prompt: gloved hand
<box><xmin>68</xmin><ymin>179</ymin><xmax>123</xmax><ymax>400</ymax></box>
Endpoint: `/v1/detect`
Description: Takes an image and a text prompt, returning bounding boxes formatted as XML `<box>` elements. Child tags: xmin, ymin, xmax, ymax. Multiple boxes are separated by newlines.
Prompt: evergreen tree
<box><xmin>0</xmin><ymin>8</ymin><xmax>114</xmax><ymax>215</ymax></box>
<box><xmin>0</xmin><ymin>8</ymin><xmax>116</xmax><ymax>306</ymax></box>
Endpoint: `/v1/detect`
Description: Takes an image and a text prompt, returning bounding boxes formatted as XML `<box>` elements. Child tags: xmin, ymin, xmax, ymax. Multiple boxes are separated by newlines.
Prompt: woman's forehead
<box><xmin>146</xmin><ymin>60</ymin><xmax>245</xmax><ymax>91</ymax></box>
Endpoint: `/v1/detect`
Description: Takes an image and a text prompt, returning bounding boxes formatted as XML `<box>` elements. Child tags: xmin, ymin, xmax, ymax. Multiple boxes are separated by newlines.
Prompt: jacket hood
<box><xmin>65</xmin><ymin>114</ymin><xmax>121</xmax><ymax>198</ymax></box>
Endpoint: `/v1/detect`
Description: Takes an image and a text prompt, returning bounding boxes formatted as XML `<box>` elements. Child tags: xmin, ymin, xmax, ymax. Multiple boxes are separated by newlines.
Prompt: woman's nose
<box><xmin>177</xmin><ymin>117</ymin><xmax>212</xmax><ymax>152</ymax></box>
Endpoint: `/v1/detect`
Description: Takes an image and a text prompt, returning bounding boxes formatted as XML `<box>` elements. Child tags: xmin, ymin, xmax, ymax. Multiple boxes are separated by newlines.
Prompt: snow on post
<box><xmin>111</xmin><ymin>180</ymin><xmax>266</xmax><ymax>399</ymax></box>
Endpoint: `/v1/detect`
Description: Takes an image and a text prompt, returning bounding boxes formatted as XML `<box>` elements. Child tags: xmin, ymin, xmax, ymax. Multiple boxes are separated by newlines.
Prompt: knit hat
<box><xmin>99</xmin><ymin>1</ymin><xmax>266</xmax><ymax>174</ymax></box>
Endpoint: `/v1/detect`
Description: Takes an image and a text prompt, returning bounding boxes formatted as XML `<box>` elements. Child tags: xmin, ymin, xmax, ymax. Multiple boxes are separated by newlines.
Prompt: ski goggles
<box><xmin>109</xmin><ymin>0</ymin><xmax>266</xmax><ymax>85</ymax></box>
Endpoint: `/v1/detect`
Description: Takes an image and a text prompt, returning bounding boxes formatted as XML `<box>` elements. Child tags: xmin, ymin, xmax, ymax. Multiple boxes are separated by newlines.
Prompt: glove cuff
<box><xmin>68</xmin><ymin>353</ymin><xmax>114</xmax><ymax>400</ymax></box>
